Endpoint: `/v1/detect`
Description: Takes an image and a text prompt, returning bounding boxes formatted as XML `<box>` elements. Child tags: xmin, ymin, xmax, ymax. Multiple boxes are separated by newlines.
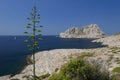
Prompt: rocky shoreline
<box><xmin>0</xmin><ymin>27</ymin><xmax>120</xmax><ymax>80</ymax></box>
<box><xmin>93</xmin><ymin>33</ymin><xmax>120</xmax><ymax>47</ymax></box>
<box><xmin>0</xmin><ymin>46</ymin><xmax>120</xmax><ymax>80</ymax></box>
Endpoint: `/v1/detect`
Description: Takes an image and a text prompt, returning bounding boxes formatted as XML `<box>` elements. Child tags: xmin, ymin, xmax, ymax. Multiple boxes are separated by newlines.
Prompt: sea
<box><xmin>0</xmin><ymin>36</ymin><xmax>106</xmax><ymax>76</ymax></box>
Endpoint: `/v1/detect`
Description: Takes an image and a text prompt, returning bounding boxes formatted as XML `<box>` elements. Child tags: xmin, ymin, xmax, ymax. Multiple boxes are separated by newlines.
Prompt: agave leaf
<box><xmin>37</xmin><ymin>30</ymin><xmax>42</xmax><ymax>32</ymax></box>
<box><xmin>37</xmin><ymin>34</ymin><xmax>42</xmax><ymax>36</ymax></box>
<box><xmin>24</xmin><ymin>32</ymin><xmax>28</xmax><ymax>34</ymax></box>
<box><xmin>27</xmin><ymin>45</ymin><xmax>31</xmax><ymax>48</ymax></box>
<box><xmin>29</xmin><ymin>34</ymin><xmax>35</xmax><ymax>39</ymax></box>
<box><xmin>40</xmin><ymin>25</ymin><xmax>43</xmax><ymax>27</ymax></box>
<box><xmin>27</xmin><ymin>17</ymin><xmax>31</xmax><ymax>20</ymax></box>
<box><xmin>26</xmin><ymin>25</ymin><xmax>31</xmax><ymax>28</ymax></box>
<box><xmin>24</xmin><ymin>40</ymin><xmax>29</xmax><ymax>43</ymax></box>
<box><xmin>38</xmin><ymin>38</ymin><xmax>43</xmax><ymax>40</ymax></box>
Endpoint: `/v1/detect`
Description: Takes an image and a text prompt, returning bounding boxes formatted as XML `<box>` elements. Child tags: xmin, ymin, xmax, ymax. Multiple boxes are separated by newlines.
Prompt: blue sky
<box><xmin>0</xmin><ymin>0</ymin><xmax>120</xmax><ymax>35</ymax></box>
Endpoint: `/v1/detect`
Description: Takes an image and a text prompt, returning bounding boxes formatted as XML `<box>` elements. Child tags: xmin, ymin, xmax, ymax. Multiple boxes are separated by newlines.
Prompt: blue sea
<box><xmin>0</xmin><ymin>36</ymin><xmax>105</xmax><ymax>76</ymax></box>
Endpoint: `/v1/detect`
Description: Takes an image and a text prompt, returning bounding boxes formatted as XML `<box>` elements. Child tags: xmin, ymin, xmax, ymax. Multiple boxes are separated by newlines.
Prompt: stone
<box><xmin>1</xmin><ymin>47</ymin><xmax>120</xmax><ymax>80</ymax></box>
<box><xmin>92</xmin><ymin>32</ymin><xmax>120</xmax><ymax>47</ymax></box>
<box><xmin>60</xmin><ymin>24</ymin><xmax>106</xmax><ymax>38</ymax></box>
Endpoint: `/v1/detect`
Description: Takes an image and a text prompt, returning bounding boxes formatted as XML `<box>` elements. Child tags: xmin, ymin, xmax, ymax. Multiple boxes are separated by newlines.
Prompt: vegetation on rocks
<box><xmin>111</xmin><ymin>74</ymin><xmax>120</xmax><ymax>80</ymax></box>
<box><xmin>9</xmin><ymin>48</ymin><xmax>120</xmax><ymax>80</ymax></box>
<box><xmin>112</xmin><ymin>67</ymin><xmax>120</xmax><ymax>73</ymax></box>
<box><xmin>49</xmin><ymin>56</ymin><xmax>110</xmax><ymax>80</ymax></box>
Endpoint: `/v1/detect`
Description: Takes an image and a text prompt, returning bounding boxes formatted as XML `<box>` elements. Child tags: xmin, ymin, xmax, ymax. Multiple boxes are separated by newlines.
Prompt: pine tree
<box><xmin>24</xmin><ymin>6</ymin><xmax>43</xmax><ymax>80</ymax></box>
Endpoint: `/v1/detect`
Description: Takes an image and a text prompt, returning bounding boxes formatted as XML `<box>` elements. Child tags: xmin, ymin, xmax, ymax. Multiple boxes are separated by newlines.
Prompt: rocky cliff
<box><xmin>60</xmin><ymin>24</ymin><xmax>106</xmax><ymax>38</ymax></box>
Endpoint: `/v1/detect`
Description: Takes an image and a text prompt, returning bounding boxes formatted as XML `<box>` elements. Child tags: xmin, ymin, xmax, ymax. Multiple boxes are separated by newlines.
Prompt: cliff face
<box><xmin>60</xmin><ymin>24</ymin><xmax>106</xmax><ymax>38</ymax></box>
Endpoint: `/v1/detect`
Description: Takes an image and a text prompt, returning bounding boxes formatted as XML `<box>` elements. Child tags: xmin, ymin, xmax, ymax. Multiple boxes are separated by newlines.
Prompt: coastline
<box><xmin>6</xmin><ymin>47</ymin><xmax>120</xmax><ymax>80</ymax></box>
<box><xmin>0</xmin><ymin>33</ymin><xmax>120</xmax><ymax>79</ymax></box>
<box><xmin>0</xmin><ymin>36</ymin><xmax>105</xmax><ymax>77</ymax></box>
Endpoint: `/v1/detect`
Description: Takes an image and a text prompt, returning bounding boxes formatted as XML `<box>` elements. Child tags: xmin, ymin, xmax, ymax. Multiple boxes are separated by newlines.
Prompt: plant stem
<box><xmin>33</xmin><ymin>6</ymin><xmax>36</xmax><ymax>80</ymax></box>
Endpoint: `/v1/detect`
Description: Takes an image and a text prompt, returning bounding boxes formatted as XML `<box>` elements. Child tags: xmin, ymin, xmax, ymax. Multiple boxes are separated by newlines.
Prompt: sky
<box><xmin>0</xmin><ymin>0</ymin><xmax>120</xmax><ymax>35</ymax></box>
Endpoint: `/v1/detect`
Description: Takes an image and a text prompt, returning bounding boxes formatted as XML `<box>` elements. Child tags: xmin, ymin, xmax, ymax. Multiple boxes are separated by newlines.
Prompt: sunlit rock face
<box><xmin>60</xmin><ymin>24</ymin><xmax>106</xmax><ymax>38</ymax></box>
<box><xmin>93</xmin><ymin>32</ymin><xmax>120</xmax><ymax>47</ymax></box>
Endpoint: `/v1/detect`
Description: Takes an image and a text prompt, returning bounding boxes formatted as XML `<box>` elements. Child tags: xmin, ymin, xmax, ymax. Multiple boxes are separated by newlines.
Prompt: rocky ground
<box><xmin>0</xmin><ymin>75</ymin><xmax>10</xmax><ymax>80</ymax></box>
<box><xmin>93</xmin><ymin>33</ymin><xmax>120</xmax><ymax>47</ymax></box>
<box><xmin>0</xmin><ymin>47</ymin><xmax>119</xmax><ymax>80</ymax></box>
<box><xmin>0</xmin><ymin>33</ymin><xmax>120</xmax><ymax>80</ymax></box>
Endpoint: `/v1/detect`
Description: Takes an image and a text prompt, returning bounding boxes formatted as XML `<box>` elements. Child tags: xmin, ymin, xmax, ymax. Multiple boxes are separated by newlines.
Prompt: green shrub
<box><xmin>49</xmin><ymin>56</ymin><xmax>110</xmax><ymax>80</ymax></box>
<box><xmin>112</xmin><ymin>67</ymin><xmax>120</xmax><ymax>73</ymax></box>
<box><xmin>111</xmin><ymin>74</ymin><xmax>120</xmax><ymax>80</ymax></box>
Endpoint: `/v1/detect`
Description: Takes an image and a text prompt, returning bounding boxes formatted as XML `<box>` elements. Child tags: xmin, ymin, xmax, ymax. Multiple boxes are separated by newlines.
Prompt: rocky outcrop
<box><xmin>0</xmin><ymin>75</ymin><xmax>10</xmax><ymax>80</ymax></box>
<box><xmin>0</xmin><ymin>47</ymin><xmax>119</xmax><ymax>80</ymax></box>
<box><xmin>93</xmin><ymin>33</ymin><xmax>120</xmax><ymax>47</ymax></box>
<box><xmin>1</xmin><ymin>32</ymin><xmax>120</xmax><ymax>80</ymax></box>
<box><xmin>60</xmin><ymin>24</ymin><xmax>106</xmax><ymax>38</ymax></box>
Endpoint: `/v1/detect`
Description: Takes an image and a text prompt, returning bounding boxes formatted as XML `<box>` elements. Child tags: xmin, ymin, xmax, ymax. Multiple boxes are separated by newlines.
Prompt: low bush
<box><xmin>111</xmin><ymin>74</ymin><xmax>120</xmax><ymax>80</ymax></box>
<box><xmin>112</xmin><ymin>67</ymin><xmax>120</xmax><ymax>73</ymax></box>
<box><xmin>49</xmin><ymin>56</ymin><xmax>110</xmax><ymax>80</ymax></box>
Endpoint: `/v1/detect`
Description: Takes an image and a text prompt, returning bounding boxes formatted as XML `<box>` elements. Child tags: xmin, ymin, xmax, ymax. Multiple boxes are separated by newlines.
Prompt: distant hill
<box><xmin>60</xmin><ymin>24</ymin><xmax>106</xmax><ymax>38</ymax></box>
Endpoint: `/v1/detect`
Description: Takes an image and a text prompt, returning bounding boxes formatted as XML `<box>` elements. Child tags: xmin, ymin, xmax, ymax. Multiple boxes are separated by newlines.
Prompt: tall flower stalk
<box><xmin>24</xmin><ymin>6</ymin><xmax>43</xmax><ymax>80</ymax></box>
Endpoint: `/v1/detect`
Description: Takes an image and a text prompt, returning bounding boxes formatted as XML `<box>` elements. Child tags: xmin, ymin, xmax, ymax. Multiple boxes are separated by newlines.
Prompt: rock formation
<box><xmin>0</xmin><ymin>28</ymin><xmax>120</xmax><ymax>80</ymax></box>
<box><xmin>1</xmin><ymin>47</ymin><xmax>119</xmax><ymax>80</ymax></box>
<box><xmin>93</xmin><ymin>33</ymin><xmax>120</xmax><ymax>47</ymax></box>
<box><xmin>60</xmin><ymin>24</ymin><xmax>106</xmax><ymax>38</ymax></box>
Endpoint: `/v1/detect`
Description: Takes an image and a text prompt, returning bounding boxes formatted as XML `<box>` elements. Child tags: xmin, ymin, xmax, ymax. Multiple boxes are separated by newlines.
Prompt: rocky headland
<box><xmin>4</xmin><ymin>47</ymin><xmax>119</xmax><ymax>80</ymax></box>
<box><xmin>0</xmin><ymin>24</ymin><xmax>120</xmax><ymax>80</ymax></box>
<box><xmin>60</xmin><ymin>24</ymin><xmax>106</xmax><ymax>38</ymax></box>
<box><xmin>93</xmin><ymin>33</ymin><xmax>120</xmax><ymax>47</ymax></box>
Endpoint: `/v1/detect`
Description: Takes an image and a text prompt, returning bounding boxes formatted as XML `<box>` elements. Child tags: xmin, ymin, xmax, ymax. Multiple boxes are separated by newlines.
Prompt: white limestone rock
<box><xmin>0</xmin><ymin>75</ymin><xmax>10</xmax><ymax>80</ymax></box>
<box><xmin>0</xmin><ymin>47</ymin><xmax>120</xmax><ymax>80</ymax></box>
<box><xmin>60</xmin><ymin>24</ymin><xmax>106</xmax><ymax>38</ymax></box>
<box><xmin>93</xmin><ymin>33</ymin><xmax>120</xmax><ymax>47</ymax></box>
<box><xmin>9</xmin><ymin>48</ymin><xmax>120</xmax><ymax>80</ymax></box>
